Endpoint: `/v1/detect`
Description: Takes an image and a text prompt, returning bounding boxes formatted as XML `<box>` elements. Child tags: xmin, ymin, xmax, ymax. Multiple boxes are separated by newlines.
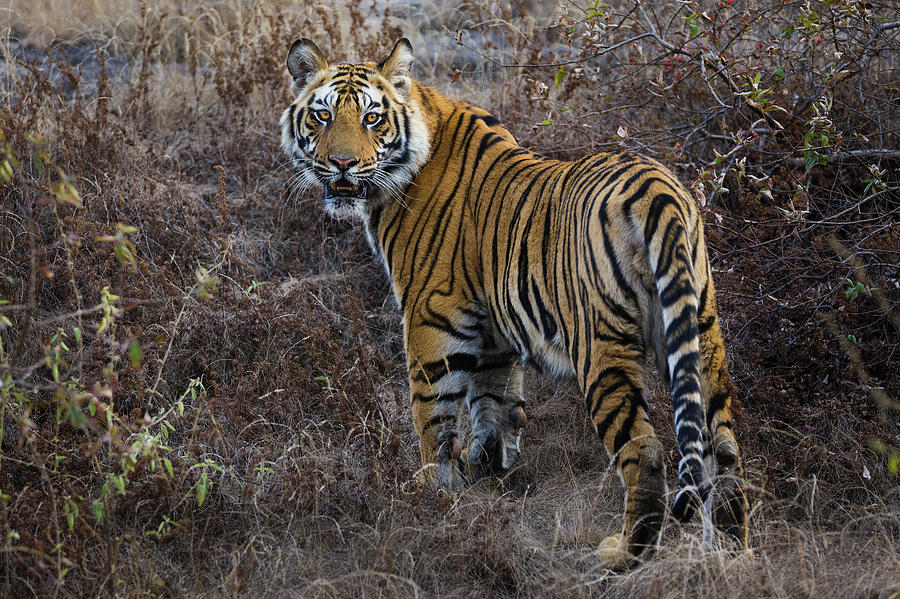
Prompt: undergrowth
<box><xmin>0</xmin><ymin>1</ymin><xmax>898</xmax><ymax>597</ymax></box>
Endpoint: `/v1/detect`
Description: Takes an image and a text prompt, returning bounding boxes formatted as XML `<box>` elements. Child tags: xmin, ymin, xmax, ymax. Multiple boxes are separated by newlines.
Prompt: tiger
<box><xmin>280</xmin><ymin>37</ymin><xmax>749</xmax><ymax>568</ymax></box>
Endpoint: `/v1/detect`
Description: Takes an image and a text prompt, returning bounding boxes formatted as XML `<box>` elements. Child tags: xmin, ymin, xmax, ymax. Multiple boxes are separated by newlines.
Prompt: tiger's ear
<box><xmin>377</xmin><ymin>38</ymin><xmax>414</xmax><ymax>99</ymax></box>
<box><xmin>287</xmin><ymin>38</ymin><xmax>328</xmax><ymax>89</ymax></box>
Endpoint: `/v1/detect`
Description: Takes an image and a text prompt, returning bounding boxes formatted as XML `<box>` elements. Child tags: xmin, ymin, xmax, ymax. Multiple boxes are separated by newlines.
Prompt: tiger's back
<box><xmin>281</xmin><ymin>37</ymin><xmax>749</xmax><ymax>568</ymax></box>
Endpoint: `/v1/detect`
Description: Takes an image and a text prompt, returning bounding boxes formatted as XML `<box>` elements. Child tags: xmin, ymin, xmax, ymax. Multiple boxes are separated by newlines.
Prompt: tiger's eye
<box><xmin>364</xmin><ymin>112</ymin><xmax>380</xmax><ymax>125</ymax></box>
<box><xmin>317</xmin><ymin>110</ymin><xmax>331</xmax><ymax>122</ymax></box>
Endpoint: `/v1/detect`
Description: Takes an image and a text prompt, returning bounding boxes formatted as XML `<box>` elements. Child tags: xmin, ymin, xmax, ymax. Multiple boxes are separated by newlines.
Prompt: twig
<box><xmin>451</xmin><ymin>32</ymin><xmax>656</xmax><ymax>72</ymax></box>
<box><xmin>787</xmin><ymin>150</ymin><xmax>900</xmax><ymax>167</ymax></box>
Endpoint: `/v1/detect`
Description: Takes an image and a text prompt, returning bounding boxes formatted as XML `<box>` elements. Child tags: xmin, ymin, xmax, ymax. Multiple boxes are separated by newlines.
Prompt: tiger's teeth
<box><xmin>330</xmin><ymin>182</ymin><xmax>360</xmax><ymax>194</ymax></box>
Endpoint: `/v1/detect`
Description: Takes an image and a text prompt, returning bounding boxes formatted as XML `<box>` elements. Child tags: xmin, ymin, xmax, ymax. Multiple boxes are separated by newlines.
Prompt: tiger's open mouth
<box><xmin>324</xmin><ymin>179</ymin><xmax>367</xmax><ymax>201</ymax></box>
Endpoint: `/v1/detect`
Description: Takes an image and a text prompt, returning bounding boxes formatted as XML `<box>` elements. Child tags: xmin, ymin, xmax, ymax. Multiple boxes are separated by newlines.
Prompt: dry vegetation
<box><xmin>0</xmin><ymin>0</ymin><xmax>898</xmax><ymax>597</ymax></box>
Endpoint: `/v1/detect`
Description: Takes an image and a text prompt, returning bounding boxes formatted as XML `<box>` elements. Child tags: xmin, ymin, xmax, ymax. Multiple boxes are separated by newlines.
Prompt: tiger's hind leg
<box><xmin>462</xmin><ymin>359</ymin><xmax>527</xmax><ymax>482</ymax></box>
<box><xmin>697</xmin><ymin>274</ymin><xmax>749</xmax><ymax>547</ymax></box>
<box><xmin>582</xmin><ymin>345</ymin><xmax>667</xmax><ymax>569</ymax></box>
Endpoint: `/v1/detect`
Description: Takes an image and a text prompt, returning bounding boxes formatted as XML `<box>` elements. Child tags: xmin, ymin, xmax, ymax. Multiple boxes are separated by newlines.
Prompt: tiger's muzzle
<box><xmin>323</xmin><ymin>178</ymin><xmax>369</xmax><ymax>209</ymax></box>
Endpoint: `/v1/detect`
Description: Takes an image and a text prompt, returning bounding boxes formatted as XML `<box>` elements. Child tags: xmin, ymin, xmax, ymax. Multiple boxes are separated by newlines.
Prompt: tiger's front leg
<box><xmin>462</xmin><ymin>358</ymin><xmax>527</xmax><ymax>481</ymax></box>
<box><xmin>407</xmin><ymin>334</ymin><xmax>478</xmax><ymax>490</ymax></box>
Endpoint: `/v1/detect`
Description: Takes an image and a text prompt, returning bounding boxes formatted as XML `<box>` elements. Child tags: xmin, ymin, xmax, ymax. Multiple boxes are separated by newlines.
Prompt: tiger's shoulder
<box><xmin>409</xmin><ymin>80</ymin><xmax>517</xmax><ymax>145</ymax></box>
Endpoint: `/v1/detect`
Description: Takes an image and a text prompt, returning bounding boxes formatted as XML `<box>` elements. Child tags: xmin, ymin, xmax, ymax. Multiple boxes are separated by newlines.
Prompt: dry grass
<box><xmin>0</xmin><ymin>1</ymin><xmax>898</xmax><ymax>597</ymax></box>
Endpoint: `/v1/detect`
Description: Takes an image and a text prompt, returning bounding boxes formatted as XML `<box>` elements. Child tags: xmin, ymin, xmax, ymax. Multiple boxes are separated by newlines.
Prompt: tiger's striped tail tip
<box><xmin>671</xmin><ymin>451</ymin><xmax>712</xmax><ymax>522</ymax></box>
<box><xmin>671</xmin><ymin>470</ymin><xmax>713</xmax><ymax>523</ymax></box>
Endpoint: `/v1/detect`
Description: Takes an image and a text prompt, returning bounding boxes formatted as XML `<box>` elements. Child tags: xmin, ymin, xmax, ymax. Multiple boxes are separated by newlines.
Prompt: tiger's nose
<box><xmin>329</xmin><ymin>155</ymin><xmax>358</xmax><ymax>171</ymax></box>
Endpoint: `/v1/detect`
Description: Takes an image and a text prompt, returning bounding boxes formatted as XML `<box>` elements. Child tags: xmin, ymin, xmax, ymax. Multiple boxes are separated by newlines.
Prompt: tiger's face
<box><xmin>280</xmin><ymin>38</ymin><xmax>430</xmax><ymax>219</ymax></box>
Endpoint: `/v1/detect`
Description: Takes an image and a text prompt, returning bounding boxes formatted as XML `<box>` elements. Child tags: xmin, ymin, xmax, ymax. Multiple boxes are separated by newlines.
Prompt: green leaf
<box><xmin>688</xmin><ymin>15</ymin><xmax>699</xmax><ymax>37</ymax></box>
<box><xmin>539</xmin><ymin>119</ymin><xmax>553</xmax><ymax>126</ymax></box>
<box><xmin>114</xmin><ymin>243</ymin><xmax>135</xmax><ymax>267</ymax></box>
<box><xmin>67</xmin><ymin>406</ymin><xmax>86</xmax><ymax>430</ymax></box>
<box><xmin>847</xmin><ymin>334</ymin><xmax>857</xmax><ymax>344</ymax></box>
<box><xmin>313</xmin><ymin>376</ymin><xmax>328</xmax><ymax>382</ymax></box>
<box><xmin>163</xmin><ymin>457</ymin><xmax>174</xmax><ymax>478</ymax></box>
<box><xmin>554</xmin><ymin>66</ymin><xmax>565</xmax><ymax>88</ymax></box>
<box><xmin>92</xmin><ymin>501</ymin><xmax>106</xmax><ymax>524</ymax></box>
<box><xmin>773</xmin><ymin>65</ymin><xmax>785</xmax><ymax>82</ymax></box>
<box><xmin>888</xmin><ymin>451</ymin><xmax>899</xmax><ymax>476</ymax></box>
<box><xmin>113</xmin><ymin>475</ymin><xmax>126</xmax><ymax>495</ymax></box>
<box><xmin>127</xmin><ymin>340</ymin><xmax>141</xmax><ymax>369</ymax></box>
<box><xmin>0</xmin><ymin>160</ymin><xmax>12</xmax><ymax>182</ymax></box>
<box><xmin>197</xmin><ymin>472</ymin><xmax>210</xmax><ymax>507</ymax></box>
<box><xmin>805</xmin><ymin>154</ymin><xmax>819</xmax><ymax>172</ymax></box>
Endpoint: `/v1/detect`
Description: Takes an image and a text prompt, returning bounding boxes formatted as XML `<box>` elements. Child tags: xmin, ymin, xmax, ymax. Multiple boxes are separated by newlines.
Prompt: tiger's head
<box><xmin>280</xmin><ymin>38</ymin><xmax>431</xmax><ymax>219</ymax></box>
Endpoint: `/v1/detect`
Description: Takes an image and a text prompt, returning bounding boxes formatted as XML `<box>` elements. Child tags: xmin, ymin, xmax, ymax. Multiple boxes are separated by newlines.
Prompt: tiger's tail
<box><xmin>646</xmin><ymin>191</ymin><xmax>711</xmax><ymax>522</ymax></box>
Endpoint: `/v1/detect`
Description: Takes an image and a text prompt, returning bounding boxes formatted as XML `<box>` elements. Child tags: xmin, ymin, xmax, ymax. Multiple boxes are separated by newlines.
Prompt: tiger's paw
<box><xmin>595</xmin><ymin>533</ymin><xmax>635</xmax><ymax>570</ymax></box>
<box><xmin>712</xmin><ymin>442</ymin><xmax>749</xmax><ymax>547</ymax></box>
<box><xmin>416</xmin><ymin>436</ymin><xmax>469</xmax><ymax>490</ymax></box>
<box><xmin>463</xmin><ymin>405</ymin><xmax>526</xmax><ymax>481</ymax></box>
<box><xmin>416</xmin><ymin>458</ymin><xmax>468</xmax><ymax>491</ymax></box>
<box><xmin>711</xmin><ymin>473</ymin><xmax>749</xmax><ymax>548</ymax></box>
<box><xmin>497</xmin><ymin>403</ymin><xmax>526</xmax><ymax>470</ymax></box>
<box><xmin>462</xmin><ymin>432</ymin><xmax>508</xmax><ymax>482</ymax></box>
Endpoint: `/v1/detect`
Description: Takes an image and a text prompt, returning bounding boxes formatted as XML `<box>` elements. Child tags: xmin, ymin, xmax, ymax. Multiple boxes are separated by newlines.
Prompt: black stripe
<box><xmin>412</xmin><ymin>389</ymin><xmax>468</xmax><ymax>404</ymax></box>
<box><xmin>644</xmin><ymin>191</ymin><xmax>685</xmax><ymax>248</ymax></box>
<box><xmin>665</xmin><ymin>305</ymin><xmax>698</xmax><ymax>355</ymax></box>
<box><xmin>613</xmin><ymin>399</ymin><xmax>639</xmax><ymax>455</ymax></box>
<box><xmin>706</xmin><ymin>390</ymin><xmax>729</xmax><ymax>429</ymax></box>
<box><xmin>670</xmin><ymin>351</ymin><xmax>701</xmax><ymax>383</ymax></box>
<box><xmin>411</xmin><ymin>353</ymin><xmax>479</xmax><ymax>384</ymax></box>
<box><xmin>659</xmin><ymin>270</ymin><xmax>694</xmax><ymax>308</ymax></box>
<box><xmin>473</xmin><ymin>113</ymin><xmax>501</xmax><ymax>127</ymax></box>
<box><xmin>469</xmin><ymin>392</ymin><xmax>505</xmax><ymax>407</ymax></box>
<box><xmin>422</xmin><ymin>413</ymin><xmax>457</xmax><ymax>433</ymax></box>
